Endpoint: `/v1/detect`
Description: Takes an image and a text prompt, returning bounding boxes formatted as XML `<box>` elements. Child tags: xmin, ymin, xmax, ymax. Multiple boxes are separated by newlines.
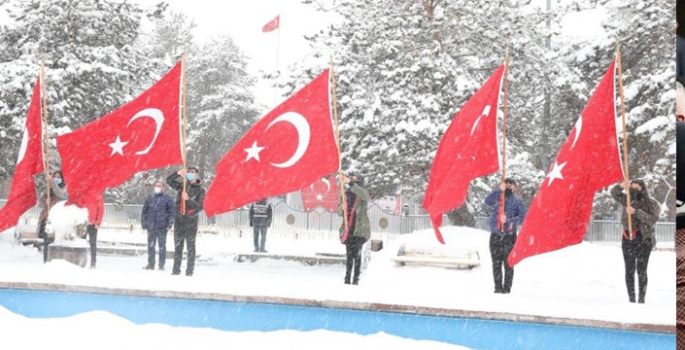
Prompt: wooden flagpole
<box><xmin>616</xmin><ymin>37</ymin><xmax>633</xmax><ymax>239</ymax></box>
<box><xmin>330</xmin><ymin>55</ymin><xmax>348</xmax><ymax>230</ymax></box>
<box><xmin>498</xmin><ymin>38</ymin><xmax>510</xmax><ymax>232</ymax></box>
<box><xmin>41</xmin><ymin>54</ymin><xmax>51</xmax><ymax>213</ymax></box>
<box><xmin>181</xmin><ymin>52</ymin><xmax>188</xmax><ymax>214</ymax></box>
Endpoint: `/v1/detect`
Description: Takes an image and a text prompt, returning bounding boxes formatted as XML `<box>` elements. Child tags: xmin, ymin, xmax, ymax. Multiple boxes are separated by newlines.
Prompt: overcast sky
<box><xmin>130</xmin><ymin>0</ymin><xmax>605</xmax><ymax>110</ymax></box>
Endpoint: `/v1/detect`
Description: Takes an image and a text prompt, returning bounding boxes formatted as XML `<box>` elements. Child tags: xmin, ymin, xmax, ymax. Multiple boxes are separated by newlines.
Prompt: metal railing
<box><xmin>0</xmin><ymin>199</ymin><xmax>675</xmax><ymax>243</ymax></box>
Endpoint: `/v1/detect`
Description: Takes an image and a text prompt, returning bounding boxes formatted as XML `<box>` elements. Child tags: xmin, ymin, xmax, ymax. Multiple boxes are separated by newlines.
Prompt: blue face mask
<box><xmin>186</xmin><ymin>173</ymin><xmax>196</xmax><ymax>181</ymax></box>
<box><xmin>53</xmin><ymin>178</ymin><xmax>62</xmax><ymax>186</ymax></box>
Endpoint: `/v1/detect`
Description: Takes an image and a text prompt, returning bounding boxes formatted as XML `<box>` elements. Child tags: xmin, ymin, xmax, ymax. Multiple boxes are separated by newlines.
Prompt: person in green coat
<box><xmin>338</xmin><ymin>173</ymin><xmax>370</xmax><ymax>285</ymax></box>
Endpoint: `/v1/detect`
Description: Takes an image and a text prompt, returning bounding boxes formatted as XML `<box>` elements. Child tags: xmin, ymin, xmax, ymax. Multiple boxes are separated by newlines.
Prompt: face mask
<box><xmin>187</xmin><ymin>173</ymin><xmax>196</xmax><ymax>181</ymax></box>
<box><xmin>630</xmin><ymin>188</ymin><xmax>644</xmax><ymax>200</ymax></box>
<box><xmin>505</xmin><ymin>188</ymin><xmax>513</xmax><ymax>197</ymax></box>
<box><xmin>53</xmin><ymin>178</ymin><xmax>62</xmax><ymax>186</ymax></box>
<box><xmin>154</xmin><ymin>187</ymin><xmax>162</xmax><ymax>194</ymax></box>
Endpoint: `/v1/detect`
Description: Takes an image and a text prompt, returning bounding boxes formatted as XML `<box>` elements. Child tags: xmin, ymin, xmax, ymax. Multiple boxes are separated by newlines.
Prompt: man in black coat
<box><xmin>167</xmin><ymin>167</ymin><xmax>206</xmax><ymax>276</ymax></box>
<box><xmin>142</xmin><ymin>181</ymin><xmax>175</xmax><ymax>270</ymax></box>
<box><xmin>249</xmin><ymin>199</ymin><xmax>272</xmax><ymax>253</ymax></box>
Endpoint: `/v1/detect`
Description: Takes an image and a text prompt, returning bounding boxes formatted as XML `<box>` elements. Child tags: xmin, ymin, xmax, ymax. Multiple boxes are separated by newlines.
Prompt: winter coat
<box><xmin>249</xmin><ymin>201</ymin><xmax>273</xmax><ymax>228</ymax></box>
<box><xmin>166</xmin><ymin>173</ymin><xmax>206</xmax><ymax>220</ymax></box>
<box><xmin>484</xmin><ymin>189</ymin><xmax>527</xmax><ymax>235</ymax></box>
<box><xmin>337</xmin><ymin>183</ymin><xmax>370</xmax><ymax>241</ymax></box>
<box><xmin>141</xmin><ymin>192</ymin><xmax>175</xmax><ymax>231</ymax></box>
<box><xmin>610</xmin><ymin>184</ymin><xmax>661</xmax><ymax>245</ymax></box>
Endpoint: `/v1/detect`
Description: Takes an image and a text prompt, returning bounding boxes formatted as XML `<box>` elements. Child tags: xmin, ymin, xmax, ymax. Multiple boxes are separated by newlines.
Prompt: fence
<box><xmin>0</xmin><ymin>199</ymin><xmax>675</xmax><ymax>243</ymax></box>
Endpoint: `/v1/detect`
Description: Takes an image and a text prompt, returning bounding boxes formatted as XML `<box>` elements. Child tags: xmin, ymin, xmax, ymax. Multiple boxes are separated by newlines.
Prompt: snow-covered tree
<box><xmin>0</xmin><ymin>0</ymin><xmax>163</xmax><ymax>182</ymax></box>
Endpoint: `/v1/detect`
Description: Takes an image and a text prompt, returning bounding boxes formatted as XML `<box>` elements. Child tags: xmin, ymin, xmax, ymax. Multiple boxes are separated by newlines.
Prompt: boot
<box><xmin>344</xmin><ymin>276</ymin><xmax>351</xmax><ymax>285</ymax></box>
<box><xmin>352</xmin><ymin>277</ymin><xmax>359</xmax><ymax>285</ymax></box>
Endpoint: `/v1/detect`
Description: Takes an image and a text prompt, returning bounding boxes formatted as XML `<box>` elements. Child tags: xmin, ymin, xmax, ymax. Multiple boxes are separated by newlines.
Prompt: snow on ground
<box><xmin>0</xmin><ymin>226</ymin><xmax>675</xmax><ymax>326</ymax></box>
<box><xmin>0</xmin><ymin>305</ymin><xmax>470</xmax><ymax>350</ymax></box>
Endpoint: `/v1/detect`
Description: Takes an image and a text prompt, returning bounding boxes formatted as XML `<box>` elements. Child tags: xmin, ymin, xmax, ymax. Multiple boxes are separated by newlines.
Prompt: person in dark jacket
<box><xmin>167</xmin><ymin>167</ymin><xmax>206</xmax><ymax>277</ymax></box>
<box><xmin>38</xmin><ymin>171</ymin><xmax>68</xmax><ymax>264</ymax></box>
<box><xmin>611</xmin><ymin>179</ymin><xmax>661</xmax><ymax>303</ymax></box>
<box><xmin>249</xmin><ymin>199</ymin><xmax>272</xmax><ymax>253</ymax></box>
<box><xmin>142</xmin><ymin>181</ymin><xmax>175</xmax><ymax>270</ymax></box>
<box><xmin>338</xmin><ymin>173</ymin><xmax>370</xmax><ymax>285</ymax></box>
<box><xmin>85</xmin><ymin>197</ymin><xmax>104</xmax><ymax>269</ymax></box>
<box><xmin>484</xmin><ymin>178</ymin><xmax>527</xmax><ymax>294</ymax></box>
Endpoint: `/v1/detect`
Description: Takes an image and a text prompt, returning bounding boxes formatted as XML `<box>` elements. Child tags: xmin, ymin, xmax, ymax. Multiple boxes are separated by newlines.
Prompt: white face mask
<box><xmin>154</xmin><ymin>187</ymin><xmax>162</xmax><ymax>194</ymax></box>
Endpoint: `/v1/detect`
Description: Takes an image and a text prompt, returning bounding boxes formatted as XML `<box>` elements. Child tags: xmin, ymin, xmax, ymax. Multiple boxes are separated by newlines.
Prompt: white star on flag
<box><xmin>546</xmin><ymin>161</ymin><xmax>567</xmax><ymax>186</ymax></box>
<box><xmin>316</xmin><ymin>194</ymin><xmax>323</xmax><ymax>201</ymax></box>
<box><xmin>244</xmin><ymin>141</ymin><xmax>265</xmax><ymax>162</ymax></box>
<box><xmin>109</xmin><ymin>136</ymin><xmax>128</xmax><ymax>156</ymax></box>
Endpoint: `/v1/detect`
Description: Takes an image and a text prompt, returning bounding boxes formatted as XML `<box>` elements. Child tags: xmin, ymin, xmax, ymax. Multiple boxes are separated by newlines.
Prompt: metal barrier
<box><xmin>0</xmin><ymin>199</ymin><xmax>675</xmax><ymax>242</ymax></box>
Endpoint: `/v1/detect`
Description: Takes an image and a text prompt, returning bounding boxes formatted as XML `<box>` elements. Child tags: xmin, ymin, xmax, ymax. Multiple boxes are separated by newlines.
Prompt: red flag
<box><xmin>204</xmin><ymin>70</ymin><xmax>339</xmax><ymax>216</ymax></box>
<box><xmin>262</xmin><ymin>15</ymin><xmax>280</xmax><ymax>33</ymax></box>
<box><xmin>0</xmin><ymin>76</ymin><xmax>45</xmax><ymax>233</ymax></box>
<box><xmin>508</xmin><ymin>60</ymin><xmax>623</xmax><ymax>266</ymax></box>
<box><xmin>423</xmin><ymin>65</ymin><xmax>505</xmax><ymax>243</ymax></box>
<box><xmin>301</xmin><ymin>174</ymin><xmax>339</xmax><ymax>212</ymax></box>
<box><xmin>56</xmin><ymin>63</ymin><xmax>183</xmax><ymax>225</ymax></box>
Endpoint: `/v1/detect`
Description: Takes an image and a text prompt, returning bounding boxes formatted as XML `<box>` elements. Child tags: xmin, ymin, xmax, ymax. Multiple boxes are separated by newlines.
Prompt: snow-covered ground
<box><xmin>0</xmin><ymin>225</ymin><xmax>675</xmax><ymax>327</ymax></box>
<box><xmin>0</xmin><ymin>305</ymin><xmax>470</xmax><ymax>350</ymax></box>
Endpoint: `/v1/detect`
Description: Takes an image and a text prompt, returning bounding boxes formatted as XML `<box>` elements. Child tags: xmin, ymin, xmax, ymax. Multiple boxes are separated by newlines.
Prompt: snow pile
<box><xmin>46</xmin><ymin>202</ymin><xmax>89</xmax><ymax>244</ymax></box>
<box><xmin>0</xmin><ymin>305</ymin><xmax>470</xmax><ymax>350</ymax></box>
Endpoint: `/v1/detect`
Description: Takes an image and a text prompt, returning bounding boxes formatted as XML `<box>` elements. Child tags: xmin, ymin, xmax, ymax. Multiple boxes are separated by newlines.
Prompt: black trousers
<box><xmin>345</xmin><ymin>236</ymin><xmax>365</xmax><ymax>283</ymax></box>
<box><xmin>622</xmin><ymin>233</ymin><xmax>653</xmax><ymax>303</ymax></box>
<box><xmin>490</xmin><ymin>232</ymin><xmax>517</xmax><ymax>293</ymax></box>
<box><xmin>173</xmin><ymin>216</ymin><xmax>198</xmax><ymax>275</ymax></box>
<box><xmin>39</xmin><ymin>219</ymin><xmax>53</xmax><ymax>264</ymax></box>
<box><xmin>87</xmin><ymin>225</ymin><xmax>98</xmax><ymax>266</ymax></box>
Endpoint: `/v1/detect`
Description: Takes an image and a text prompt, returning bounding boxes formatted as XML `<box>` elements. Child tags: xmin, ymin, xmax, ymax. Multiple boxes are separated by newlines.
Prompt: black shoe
<box><xmin>143</xmin><ymin>265</ymin><xmax>154</xmax><ymax>270</ymax></box>
<box><xmin>186</xmin><ymin>272</ymin><xmax>193</xmax><ymax>277</ymax></box>
<box><xmin>159</xmin><ymin>266</ymin><xmax>165</xmax><ymax>271</ymax></box>
<box><xmin>494</xmin><ymin>289</ymin><xmax>503</xmax><ymax>294</ymax></box>
<box><xmin>352</xmin><ymin>279</ymin><xmax>359</xmax><ymax>285</ymax></box>
<box><xmin>344</xmin><ymin>277</ymin><xmax>351</xmax><ymax>285</ymax></box>
<box><xmin>254</xmin><ymin>248</ymin><xmax>259</xmax><ymax>253</ymax></box>
<box><xmin>259</xmin><ymin>248</ymin><xmax>268</xmax><ymax>253</ymax></box>
<box><xmin>171</xmin><ymin>271</ymin><xmax>181</xmax><ymax>276</ymax></box>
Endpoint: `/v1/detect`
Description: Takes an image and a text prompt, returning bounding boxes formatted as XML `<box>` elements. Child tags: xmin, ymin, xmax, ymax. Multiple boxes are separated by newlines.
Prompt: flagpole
<box><xmin>330</xmin><ymin>55</ymin><xmax>348</xmax><ymax>231</ymax></box>
<box><xmin>40</xmin><ymin>54</ymin><xmax>51</xmax><ymax>213</ymax></box>
<box><xmin>273</xmin><ymin>15</ymin><xmax>281</xmax><ymax>106</ymax></box>
<box><xmin>616</xmin><ymin>37</ymin><xmax>633</xmax><ymax>239</ymax></box>
<box><xmin>181</xmin><ymin>52</ymin><xmax>188</xmax><ymax>215</ymax></box>
<box><xmin>498</xmin><ymin>38</ymin><xmax>510</xmax><ymax>232</ymax></box>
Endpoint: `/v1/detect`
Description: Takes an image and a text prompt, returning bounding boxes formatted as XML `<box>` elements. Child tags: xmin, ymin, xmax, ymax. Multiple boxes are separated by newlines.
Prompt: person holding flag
<box><xmin>38</xmin><ymin>171</ymin><xmax>68</xmax><ymax>263</ymax></box>
<box><xmin>484</xmin><ymin>178</ymin><xmax>527</xmax><ymax>294</ymax></box>
<box><xmin>167</xmin><ymin>167</ymin><xmax>205</xmax><ymax>277</ymax></box>
<box><xmin>338</xmin><ymin>173</ymin><xmax>370</xmax><ymax>285</ymax></box>
<box><xmin>610</xmin><ymin>180</ymin><xmax>660</xmax><ymax>303</ymax></box>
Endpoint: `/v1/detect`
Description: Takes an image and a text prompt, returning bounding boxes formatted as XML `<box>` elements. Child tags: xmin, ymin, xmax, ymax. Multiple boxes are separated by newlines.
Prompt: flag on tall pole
<box><xmin>204</xmin><ymin>70</ymin><xmax>339</xmax><ymax>216</ymax></box>
<box><xmin>56</xmin><ymin>63</ymin><xmax>184</xmax><ymax>225</ymax></box>
<box><xmin>0</xmin><ymin>76</ymin><xmax>45</xmax><ymax>233</ymax></box>
<box><xmin>423</xmin><ymin>65</ymin><xmax>506</xmax><ymax>243</ymax></box>
<box><xmin>262</xmin><ymin>15</ymin><xmax>280</xmax><ymax>33</ymax></box>
<box><xmin>507</xmin><ymin>60</ymin><xmax>623</xmax><ymax>267</ymax></box>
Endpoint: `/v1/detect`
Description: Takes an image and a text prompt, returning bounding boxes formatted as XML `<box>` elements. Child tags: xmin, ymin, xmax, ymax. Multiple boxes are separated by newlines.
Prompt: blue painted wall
<box><xmin>0</xmin><ymin>288</ymin><xmax>674</xmax><ymax>350</ymax></box>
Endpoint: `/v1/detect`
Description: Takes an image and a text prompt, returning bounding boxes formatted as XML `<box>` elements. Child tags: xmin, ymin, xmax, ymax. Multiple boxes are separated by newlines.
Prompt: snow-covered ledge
<box><xmin>0</xmin><ymin>281</ymin><xmax>674</xmax><ymax>335</ymax></box>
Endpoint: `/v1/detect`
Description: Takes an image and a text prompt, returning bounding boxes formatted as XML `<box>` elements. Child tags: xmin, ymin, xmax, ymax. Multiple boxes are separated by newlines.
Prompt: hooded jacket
<box><xmin>610</xmin><ymin>180</ymin><xmax>661</xmax><ymax>244</ymax></box>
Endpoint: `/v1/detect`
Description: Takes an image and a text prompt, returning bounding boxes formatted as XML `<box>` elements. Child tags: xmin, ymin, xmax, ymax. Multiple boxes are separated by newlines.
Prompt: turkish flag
<box><xmin>301</xmin><ymin>174</ymin><xmax>339</xmax><ymax>212</ymax></box>
<box><xmin>262</xmin><ymin>15</ymin><xmax>280</xmax><ymax>33</ymax></box>
<box><xmin>204</xmin><ymin>70</ymin><xmax>338</xmax><ymax>216</ymax></box>
<box><xmin>423</xmin><ymin>65</ymin><xmax>505</xmax><ymax>243</ymax></box>
<box><xmin>0</xmin><ymin>76</ymin><xmax>44</xmax><ymax>233</ymax></box>
<box><xmin>508</xmin><ymin>60</ymin><xmax>623</xmax><ymax>266</ymax></box>
<box><xmin>56</xmin><ymin>63</ymin><xmax>183</xmax><ymax>225</ymax></box>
